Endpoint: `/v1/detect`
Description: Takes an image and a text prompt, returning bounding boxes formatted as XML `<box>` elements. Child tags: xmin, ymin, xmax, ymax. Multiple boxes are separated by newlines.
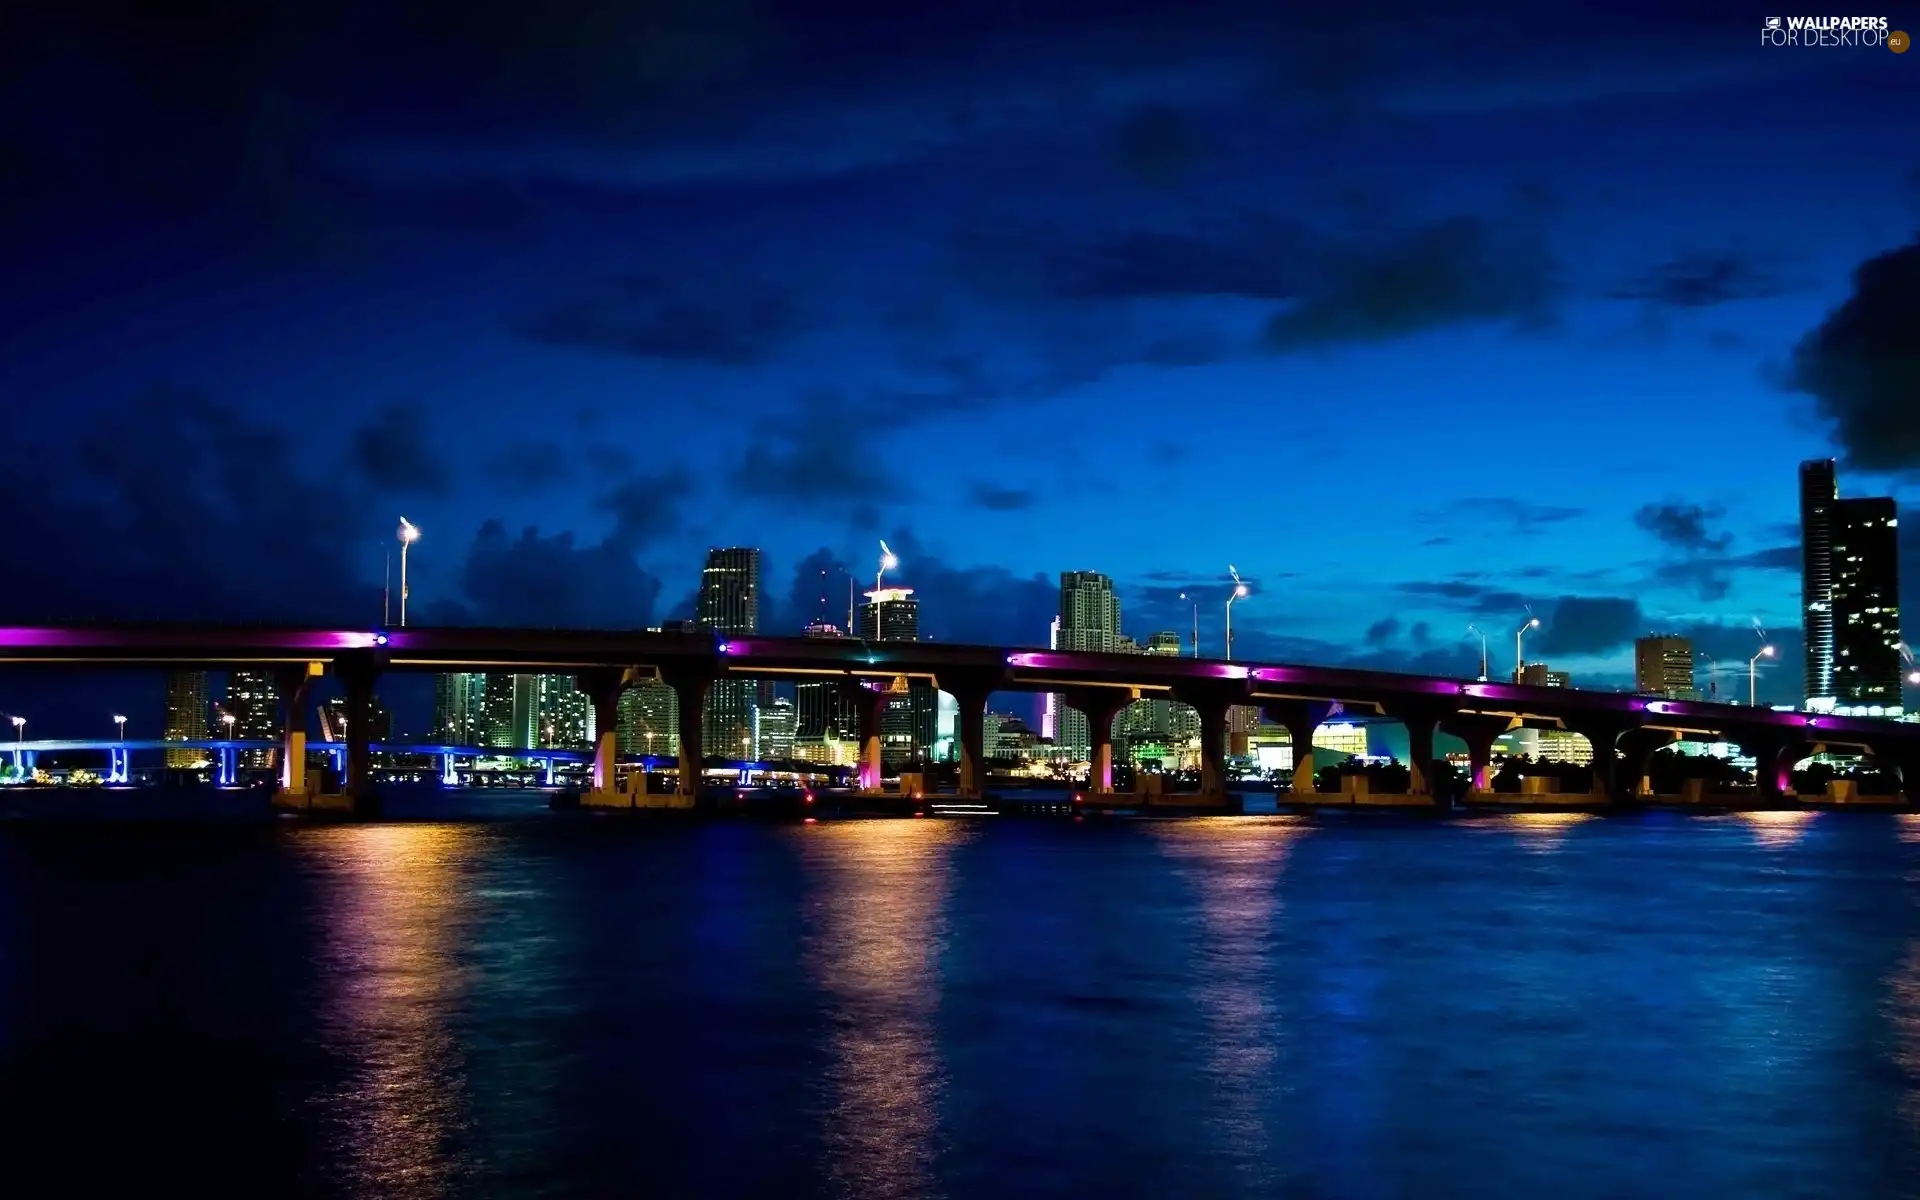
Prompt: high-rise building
<box><xmin>1802</xmin><ymin>460</ymin><xmax>1903</xmax><ymax>714</ymax></box>
<box><xmin>1518</xmin><ymin>663</ymin><xmax>1570</xmax><ymax>689</ymax></box>
<box><xmin>433</xmin><ymin>673</ymin><xmax>487</xmax><ymax>744</ymax></box>
<box><xmin>320</xmin><ymin>696</ymin><xmax>392</xmax><ymax>742</ymax></box>
<box><xmin>1634</xmin><ymin>636</ymin><xmax>1695</xmax><ymax>698</ymax></box>
<box><xmin>482</xmin><ymin>672</ymin><xmax>540</xmax><ymax>750</ymax></box>
<box><xmin>1832</xmin><ymin>497</ymin><xmax>1902</xmax><ymax>713</ymax></box>
<box><xmin>538</xmin><ymin>675</ymin><xmax>593</xmax><ymax>748</ymax></box>
<box><xmin>756</xmin><ymin>697</ymin><xmax>797</xmax><ymax>761</ymax></box>
<box><xmin>1052</xmin><ymin>571</ymin><xmax>1122</xmax><ymax>758</ymax></box>
<box><xmin>618</xmin><ymin>679</ymin><xmax>679</xmax><ymax>757</ymax></box>
<box><xmin>698</xmin><ymin>547</ymin><xmax>762</xmax><ymax>761</ymax></box>
<box><xmin>857</xmin><ymin>587</ymin><xmax>936</xmax><ymax>766</ymax></box>
<box><xmin>1802</xmin><ymin>459</ymin><xmax>1839</xmax><ymax>704</ymax></box>
<box><xmin>796</xmin><ymin>620</ymin><xmax>856</xmax><ymax>741</ymax></box>
<box><xmin>162</xmin><ymin>670</ymin><xmax>210</xmax><ymax>768</ymax></box>
<box><xmin>227</xmin><ymin>670</ymin><xmax>279</xmax><ymax>768</ymax></box>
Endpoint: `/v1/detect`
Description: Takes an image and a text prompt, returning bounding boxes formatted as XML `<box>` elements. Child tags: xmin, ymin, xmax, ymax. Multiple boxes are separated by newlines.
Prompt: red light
<box><xmin>804</xmin><ymin>792</ymin><xmax>814</xmax><ymax>804</ymax></box>
<box><xmin>803</xmin><ymin>816</ymin><xmax>818</xmax><ymax>825</ymax></box>
<box><xmin>1072</xmin><ymin>793</ymin><xmax>1082</xmax><ymax>804</ymax></box>
<box><xmin>914</xmin><ymin>810</ymin><xmax>926</xmax><ymax>817</ymax></box>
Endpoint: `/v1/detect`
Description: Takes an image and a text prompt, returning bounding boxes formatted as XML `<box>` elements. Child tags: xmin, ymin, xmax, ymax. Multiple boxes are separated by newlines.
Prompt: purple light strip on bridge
<box><xmin>1008</xmin><ymin>651</ymin><xmax>1248</xmax><ymax>679</ymax></box>
<box><xmin>0</xmin><ymin>627</ymin><xmax>382</xmax><ymax>651</ymax></box>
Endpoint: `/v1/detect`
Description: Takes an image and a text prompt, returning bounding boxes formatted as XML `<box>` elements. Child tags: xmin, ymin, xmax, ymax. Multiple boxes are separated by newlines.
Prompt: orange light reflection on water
<box><xmin>1504</xmin><ymin>812</ymin><xmax>1595</xmax><ymax>853</ymax></box>
<box><xmin>300</xmin><ymin>824</ymin><xmax>480</xmax><ymax>1198</ymax></box>
<box><xmin>1737</xmin><ymin>809</ymin><xmax>1818</xmax><ymax>849</ymax></box>
<box><xmin>801</xmin><ymin>820</ymin><xmax>966</xmax><ymax>1199</ymax></box>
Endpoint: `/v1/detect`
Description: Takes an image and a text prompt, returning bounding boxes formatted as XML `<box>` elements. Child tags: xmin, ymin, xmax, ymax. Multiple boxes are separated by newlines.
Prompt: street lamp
<box><xmin>1225</xmin><ymin>565</ymin><xmax>1249</xmax><ymax>660</ymax></box>
<box><xmin>1514</xmin><ymin>617</ymin><xmax>1540</xmax><ymax>682</ymax></box>
<box><xmin>221</xmin><ymin>711</ymin><xmax>236</xmax><ymax>741</ymax></box>
<box><xmin>1699</xmin><ymin>652</ymin><xmax>1720</xmax><ymax>701</ymax></box>
<box><xmin>1749</xmin><ymin>644</ymin><xmax>1775</xmax><ymax>707</ymax></box>
<box><xmin>10</xmin><ymin>714</ymin><xmax>23</xmax><ymax>746</ymax></box>
<box><xmin>1466</xmin><ymin>625</ymin><xmax>1489</xmax><ymax>681</ymax></box>
<box><xmin>113</xmin><ymin>714</ymin><xmax>126</xmax><ymax>741</ymax></box>
<box><xmin>1179</xmin><ymin>593</ymin><xmax>1199</xmax><ymax>658</ymax></box>
<box><xmin>397</xmin><ymin>517</ymin><xmax>420</xmax><ymax>628</ymax></box>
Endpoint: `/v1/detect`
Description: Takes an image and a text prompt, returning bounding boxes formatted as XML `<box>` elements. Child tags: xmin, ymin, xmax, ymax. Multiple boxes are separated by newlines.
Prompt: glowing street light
<box><xmin>7</xmin><ymin>715</ymin><xmax>20</xmax><ymax>774</ymax></box>
<box><xmin>113</xmin><ymin>713</ymin><xmax>126</xmax><ymax>741</ymax></box>
<box><xmin>1514</xmin><ymin>617</ymin><xmax>1540</xmax><ymax>683</ymax></box>
<box><xmin>1225</xmin><ymin>566</ymin><xmax>1250</xmax><ymax>661</ymax></box>
<box><xmin>221</xmin><ymin>711</ymin><xmax>236</xmax><ymax>741</ymax></box>
<box><xmin>1466</xmin><ymin>624</ymin><xmax>1489</xmax><ymax>681</ymax></box>
<box><xmin>1749</xmin><ymin>644</ymin><xmax>1775</xmax><ymax>707</ymax></box>
<box><xmin>397</xmin><ymin>517</ymin><xmax>420</xmax><ymax>628</ymax></box>
<box><xmin>1699</xmin><ymin>652</ymin><xmax>1720</xmax><ymax>701</ymax></box>
<box><xmin>1179</xmin><ymin>593</ymin><xmax>1199</xmax><ymax>658</ymax></box>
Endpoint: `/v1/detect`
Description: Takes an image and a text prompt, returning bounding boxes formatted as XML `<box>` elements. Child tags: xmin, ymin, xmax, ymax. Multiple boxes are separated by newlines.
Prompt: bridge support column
<box><xmin>666</xmin><ymin>671</ymin><xmax>711</xmax><ymax>805</ymax></box>
<box><xmin>1565</xmin><ymin>723</ymin><xmax>1628</xmax><ymax>805</ymax></box>
<box><xmin>107</xmin><ymin>747</ymin><xmax>130</xmax><ymax>784</ymax></box>
<box><xmin>577</xmin><ymin>667</ymin><xmax>631</xmax><ymax>809</ymax></box>
<box><xmin>842</xmin><ymin>681</ymin><xmax>891</xmax><ymax>792</ymax></box>
<box><xmin>273</xmin><ymin>663</ymin><xmax>317</xmax><ymax>805</ymax></box>
<box><xmin>1618</xmin><ymin>727</ymin><xmax>1679</xmax><ymax>801</ymax></box>
<box><xmin>302</xmin><ymin>649</ymin><xmax>383</xmax><ymax>816</ymax></box>
<box><xmin>1264</xmin><ymin>700</ymin><xmax>1334</xmax><ymax>795</ymax></box>
<box><xmin>1441</xmin><ymin>713</ymin><xmax>1515</xmax><ymax>796</ymax></box>
<box><xmin>944</xmin><ymin>679</ymin><xmax>996</xmax><ymax>798</ymax></box>
<box><xmin>440</xmin><ymin>752</ymin><xmax>458</xmax><ymax>787</ymax></box>
<box><xmin>1191</xmin><ymin>697</ymin><xmax>1231</xmax><ymax>798</ymax></box>
<box><xmin>1064</xmin><ymin>689</ymin><xmax>1130</xmax><ymax>793</ymax></box>
<box><xmin>1737</xmin><ymin>735</ymin><xmax>1803</xmax><ymax>806</ymax></box>
<box><xmin>217</xmin><ymin>746</ymin><xmax>237</xmax><ymax>787</ymax></box>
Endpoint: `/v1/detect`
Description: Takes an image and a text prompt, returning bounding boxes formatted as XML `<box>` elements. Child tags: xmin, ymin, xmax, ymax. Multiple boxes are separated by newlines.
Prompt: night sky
<box><xmin>3</xmin><ymin>1</ymin><xmax>1919</xmax><ymax>732</ymax></box>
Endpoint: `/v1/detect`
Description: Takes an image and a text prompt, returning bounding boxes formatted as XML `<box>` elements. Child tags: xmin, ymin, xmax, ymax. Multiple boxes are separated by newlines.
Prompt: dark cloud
<box><xmin>1532</xmin><ymin>597</ymin><xmax>1643</xmax><ymax>657</ymax></box>
<box><xmin>447</xmin><ymin>521</ymin><xmax>662</xmax><ymax>629</ymax></box>
<box><xmin>874</xmin><ymin>531</ymin><xmax>1055</xmax><ymax>647</ymax></box>
<box><xmin>735</xmin><ymin>390</ymin><xmax>912</xmax><ymax>521</ymax></box>
<box><xmin>1423</xmin><ymin>497</ymin><xmax>1583</xmax><ymax>536</ymax></box>
<box><xmin>1000</xmin><ymin>216</ymin><xmax>1312</xmax><ymax>301</ymax></box>
<box><xmin>1633</xmin><ymin>501</ymin><xmax>1731</xmax><ymax>554</ymax></box>
<box><xmin>1364</xmin><ymin>617</ymin><xmax>1401</xmax><ymax>646</ymax></box>
<box><xmin>1113</xmin><ymin>104</ymin><xmax>1207</xmax><ymax>186</ymax></box>
<box><xmin>517</xmin><ymin>277</ymin><xmax>803</xmax><ymax>366</ymax></box>
<box><xmin>1786</xmin><ymin>237</ymin><xmax>1920</xmax><ymax>474</ymax></box>
<box><xmin>1263</xmin><ymin>214</ymin><xmax>1560</xmax><ymax>352</ymax></box>
<box><xmin>966</xmin><ymin>482</ymin><xmax>1037</xmax><ymax>511</ymax></box>
<box><xmin>1607</xmin><ymin>251</ymin><xmax>1788</xmax><ymax>308</ymax></box>
<box><xmin>484</xmin><ymin>441</ymin><xmax>577</xmax><ymax>495</ymax></box>
<box><xmin>1395</xmin><ymin>579</ymin><xmax>1530</xmax><ymax>615</ymax></box>
<box><xmin>347</xmin><ymin>401</ymin><xmax>453</xmax><ymax>496</ymax></box>
<box><xmin>784</xmin><ymin>548</ymin><xmax>857</xmax><ymax>633</ymax></box>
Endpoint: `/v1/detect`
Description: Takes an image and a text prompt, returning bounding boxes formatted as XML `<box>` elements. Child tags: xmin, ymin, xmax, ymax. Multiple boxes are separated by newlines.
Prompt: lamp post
<box><xmin>1514</xmin><ymin>617</ymin><xmax>1540</xmax><ymax>683</ymax></box>
<box><xmin>7</xmin><ymin>715</ymin><xmax>21</xmax><ymax>775</ymax></box>
<box><xmin>1749</xmin><ymin>644</ymin><xmax>1774</xmax><ymax>707</ymax></box>
<box><xmin>1700</xmin><ymin>652</ymin><xmax>1719</xmax><ymax>701</ymax></box>
<box><xmin>397</xmin><ymin>518</ymin><xmax>420</xmax><ymax>627</ymax></box>
<box><xmin>872</xmin><ymin>540</ymin><xmax>898</xmax><ymax>637</ymax></box>
<box><xmin>1466</xmin><ymin>625</ymin><xmax>1489</xmax><ymax>681</ymax></box>
<box><xmin>221</xmin><ymin>711</ymin><xmax>236</xmax><ymax>740</ymax></box>
<box><xmin>1179</xmin><ymin>593</ymin><xmax>1199</xmax><ymax>658</ymax></box>
<box><xmin>113</xmin><ymin>714</ymin><xmax>126</xmax><ymax>741</ymax></box>
<box><xmin>1225</xmin><ymin>566</ymin><xmax>1249</xmax><ymax>660</ymax></box>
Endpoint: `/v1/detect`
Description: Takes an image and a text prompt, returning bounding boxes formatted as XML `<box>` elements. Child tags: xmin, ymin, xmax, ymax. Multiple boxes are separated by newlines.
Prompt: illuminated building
<box><xmin>1248</xmin><ymin>721</ymin><xmax>1369</xmax><ymax>775</ymax></box>
<box><xmin>432</xmin><ymin>672</ymin><xmax>486</xmax><ymax>744</ymax></box>
<box><xmin>163</xmin><ymin>670</ymin><xmax>209</xmax><ymax>767</ymax></box>
<box><xmin>796</xmin><ymin>620</ymin><xmax>856</xmax><ymax>743</ymax></box>
<box><xmin>1119</xmin><ymin>631</ymin><xmax>1191</xmax><ymax>762</ymax></box>
<box><xmin>618</xmin><ymin>678</ymin><xmax>678</xmax><ymax>757</ymax></box>
<box><xmin>698</xmin><ymin>547</ymin><xmax>762</xmax><ymax>761</ymax></box>
<box><xmin>1803</xmin><ymin>459</ymin><xmax>1905</xmax><ymax>714</ymax></box>
<box><xmin>1052</xmin><ymin>571</ymin><xmax>1122</xmax><ymax>758</ymax></box>
<box><xmin>319</xmin><ymin>696</ymin><xmax>392</xmax><ymax>742</ymax></box>
<box><xmin>538</xmin><ymin>675</ymin><xmax>592</xmax><ymax>748</ymax></box>
<box><xmin>856</xmin><ymin>586</ymin><xmax>936</xmax><ymax>767</ymax></box>
<box><xmin>1518</xmin><ymin>663</ymin><xmax>1570</xmax><ymax>688</ymax></box>
<box><xmin>482</xmin><ymin>672</ymin><xmax>539</xmax><ymax>749</ymax></box>
<box><xmin>227</xmin><ymin>670</ymin><xmax>279</xmax><ymax>768</ymax></box>
<box><xmin>756</xmin><ymin>696</ymin><xmax>796</xmax><ymax>761</ymax></box>
<box><xmin>1634</xmin><ymin>635</ymin><xmax>1695</xmax><ymax>698</ymax></box>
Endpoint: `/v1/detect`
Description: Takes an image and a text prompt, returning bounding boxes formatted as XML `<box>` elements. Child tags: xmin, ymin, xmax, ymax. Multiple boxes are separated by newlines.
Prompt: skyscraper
<box><xmin>1801</xmin><ymin>459</ymin><xmax>1903</xmax><ymax>714</ymax></box>
<box><xmin>1634</xmin><ymin>635</ymin><xmax>1695</xmax><ymax>698</ymax></box>
<box><xmin>163</xmin><ymin>670</ymin><xmax>209</xmax><ymax>768</ymax></box>
<box><xmin>433</xmin><ymin>672</ymin><xmax>487</xmax><ymax>744</ymax></box>
<box><xmin>796</xmin><ymin>620</ymin><xmax>855</xmax><ymax>742</ymax></box>
<box><xmin>756</xmin><ymin>697</ymin><xmax>797</xmax><ymax>761</ymax></box>
<box><xmin>618</xmin><ymin>679</ymin><xmax>679</xmax><ymax>757</ymax></box>
<box><xmin>1802</xmin><ymin>458</ymin><xmax>1839</xmax><ymax>703</ymax></box>
<box><xmin>482</xmin><ymin>672</ymin><xmax>540</xmax><ymax>749</ymax></box>
<box><xmin>1832</xmin><ymin>497</ymin><xmax>1902</xmax><ymax>712</ymax></box>
<box><xmin>857</xmin><ymin>587</ymin><xmax>936</xmax><ymax>766</ymax></box>
<box><xmin>699</xmin><ymin>547</ymin><xmax>763</xmax><ymax>760</ymax></box>
<box><xmin>227</xmin><ymin>670</ymin><xmax>279</xmax><ymax>768</ymax></box>
<box><xmin>538</xmin><ymin>675</ymin><xmax>593</xmax><ymax>748</ymax></box>
<box><xmin>1052</xmin><ymin>571</ymin><xmax>1122</xmax><ymax>758</ymax></box>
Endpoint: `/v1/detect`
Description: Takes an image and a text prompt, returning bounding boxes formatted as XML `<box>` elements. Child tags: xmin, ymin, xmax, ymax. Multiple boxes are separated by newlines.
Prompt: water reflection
<box><xmin>1738</xmin><ymin>810</ymin><xmax>1818</xmax><ymax>849</ymax></box>
<box><xmin>1505</xmin><ymin>811</ymin><xmax>1595</xmax><ymax>853</ymax></box>
<box><xmin>299</xmin><ymin>824</ymin><xmax>481</xmax><ymax>1198</ymax></box>
<box><xmin>1888</xmin><ymin>939</ymin><xmax>1920</xmax><ymax>1133</ymax></box>
<box><xmin>801</xmin><ymin>821</ymin><xmax>964</xmax><ymax>1199</ymax></box>
<box><xmin>1153</xmin><ymin>817</ymin><xmax>1306</xmax><ymax>1191</ymax></box>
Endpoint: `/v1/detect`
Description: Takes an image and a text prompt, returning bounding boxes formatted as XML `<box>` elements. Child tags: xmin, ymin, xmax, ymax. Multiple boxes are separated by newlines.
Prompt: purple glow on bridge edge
<box><xmin>0</xmin><ymin>627</ymin><xmax>384</xmax><ymax>651</ymax></box>
<box><xmin>1009</xmin><ymin>651</ymin><xmax>1248</xmax><ymax>679</ymax></box>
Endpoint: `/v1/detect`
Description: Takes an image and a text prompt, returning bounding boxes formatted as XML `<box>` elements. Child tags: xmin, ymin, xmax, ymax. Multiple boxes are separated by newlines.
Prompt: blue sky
<box><xmin>2</xmin><ymin>0</ymin><xmax>1918</xmax><ymax>730</ymax></box>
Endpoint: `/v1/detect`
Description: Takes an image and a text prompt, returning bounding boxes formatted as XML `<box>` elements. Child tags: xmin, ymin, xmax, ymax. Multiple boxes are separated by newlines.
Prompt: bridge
<box><xmin>3</xmin><ymin>623</ymin><xmax>1917</xmax><ymax>810</ymax></box>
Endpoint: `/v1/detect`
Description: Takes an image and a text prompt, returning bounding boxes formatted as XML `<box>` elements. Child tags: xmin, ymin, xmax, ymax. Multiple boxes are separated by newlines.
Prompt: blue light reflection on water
<box><xmin>1</xmin><ymin>807</ymin><xmax>1920</xmax><ymax>1197</ymax></box>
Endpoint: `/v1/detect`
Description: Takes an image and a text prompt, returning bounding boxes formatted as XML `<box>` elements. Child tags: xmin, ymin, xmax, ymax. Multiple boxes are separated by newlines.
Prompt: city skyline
<box><xmin>2</xmin><ymin>4</ymin><xmax>1918</xmax><ymax>730</ymax></box>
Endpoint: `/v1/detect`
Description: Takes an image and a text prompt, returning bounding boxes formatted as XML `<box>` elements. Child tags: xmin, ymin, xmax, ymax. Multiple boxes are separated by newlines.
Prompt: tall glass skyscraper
<box><xmin>698</xmin><ymin>547</ymin><xmax>762</xmax><ymax>759</ymax></box>
<box><xmin>163</xmin><ymin>670</ymin><xmax>209</xmax><ymax>767</ymax></box>
<box><xmin>1801</xmin><ymin>459</ymin><xmax>1903</xmax><ymax>714</ymax></box>
<box><xmin>433</xmin><ymin>672</ymin><xmax>486</xmax><ymax>744</ymax></box>
<box><xmin>1051</xmin><ymin>571</ymin><xmax>1122</xmax><ymax>758</ymax></box>
<box><xmin>857</xmin><ymin>588</ymin><xmax>936</xmax><ymax>767</ymax></box>
<box><xmin>227</xmin><ymin>670</ymin><xmax>280</xmax><ymax>768</ymax></box>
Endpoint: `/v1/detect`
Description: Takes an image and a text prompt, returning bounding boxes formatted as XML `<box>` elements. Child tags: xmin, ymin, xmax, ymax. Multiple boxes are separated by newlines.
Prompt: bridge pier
<box><xmin>842</xmin><ymin>681</ymin><xmax>891</xmax><ymax>791</ymax></box>
<box><xmin>577</xmin><ymin>667</ymin><xmax>631</xmax><ymax>808</ymax></box>
<box><xmin>1173</xmin><ymin>693</ymin><xmax>1232</xmax><ymax>800</ymax></box>
<box><xmin>274</xmin><ymin>663</ymin><xmax>318</xmax><ymax>803</ymax></box>
<box><xmin>216</xmin><ymin>746</ymin><xmax>237</xmax><ymax>787</ymax></box>
<box><xmin>1563</xmin><ymin>722</ymin><xmax>1629</xmax><ymax>805</ymax></box>
<box><xmin>1441</xmin><ymin>713</ymin><xmax>1515</xmax><ymax>795</ymax></box>
<box><xmin>1618</xmin><ymin>727</ymin><xmax>1679</xmax><ymax>801</ymax></box>
<box><xmin>278</xmin><ymin>650</ymin><xmax>384</xmax><ymax>815</ymax></box>
<box><xmin>107</xmin><ymin>747</ymin><xmax>130</xmax><ymax>784</ymax></box>
<box><xmin>1263</xmin><ymin>700</ymin><xmax>1334</xmax><ymax>795</ymax></box>
<box><xmin>1064</xmin><ymin>688</ymin><xmax>1130</xmax><ymax>793</ymax></box>
<box><xmin>668</xmin><ymin>670</ymin><xmax>711</xmax><ymax>804</ymax></box>
<box><xmin>941</xmin><ymin>676</ymin><xmax>998</xmax><ymax>798</ymax></box>
<box><xmin>1737</xmin><ymin>735</ymin><xmax>1804</xmax><ymax>806</ymax></box>
<box><xmin>440</xmin><ymin>751</ymin><xmax>458</xmax><ymax>787</ymax></box>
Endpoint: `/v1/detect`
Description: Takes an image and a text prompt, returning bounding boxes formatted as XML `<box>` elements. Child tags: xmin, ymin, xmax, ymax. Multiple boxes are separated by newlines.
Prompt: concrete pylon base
<box><xmin>273</xmin><ymin>790</ymin><xmax>374</xmax><ymax>816</ymax></box>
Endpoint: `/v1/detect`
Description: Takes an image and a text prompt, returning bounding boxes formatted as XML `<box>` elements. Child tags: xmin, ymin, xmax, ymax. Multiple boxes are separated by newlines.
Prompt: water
<box><xmin>3</xmin><ymin>806</ymin><xmax>1920</xmax><ymax>1197</ymax></box>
